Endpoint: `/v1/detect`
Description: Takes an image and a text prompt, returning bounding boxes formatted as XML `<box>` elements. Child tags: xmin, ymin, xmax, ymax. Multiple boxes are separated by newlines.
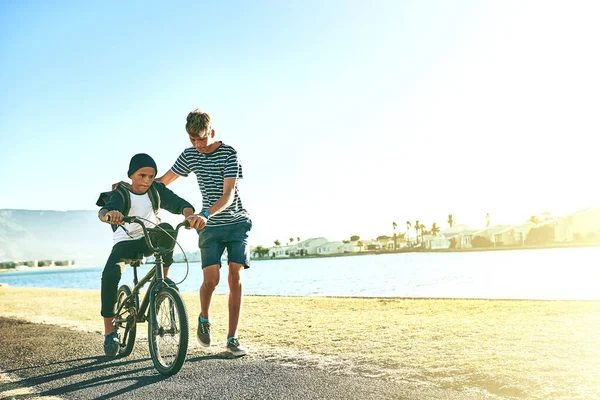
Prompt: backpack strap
<box><xmin>116</xmin><ymin>184</ymin><xmax>131</xmax><ymax>216</ymax></box>
<box><xmin>148</xmin><ymin>183</ymin><xmax>160</xmax><ymax>212</ymax></box>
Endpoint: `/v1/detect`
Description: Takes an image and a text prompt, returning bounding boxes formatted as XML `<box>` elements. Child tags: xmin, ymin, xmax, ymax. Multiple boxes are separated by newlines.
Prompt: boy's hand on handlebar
<box><xmin>105</xmin><ymin>210</ymin><xmax>125</xmax><ymax>225</ymax></box>
<box><xmin>185</xmin><ymin>214</ymin><xmax>207</xmax><ymax>230</ymax></box>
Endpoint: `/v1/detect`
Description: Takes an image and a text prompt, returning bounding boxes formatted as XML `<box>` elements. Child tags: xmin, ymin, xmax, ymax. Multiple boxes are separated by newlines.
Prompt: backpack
<box><xmin>96</xmin><ymin>183</ymin><xmax>161</xmax><ymax>232</ymax></box>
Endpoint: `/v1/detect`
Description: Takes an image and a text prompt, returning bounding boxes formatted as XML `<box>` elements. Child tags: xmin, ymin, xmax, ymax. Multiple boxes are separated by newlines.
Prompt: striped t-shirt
<box><xmin>171</xmin><ymin>142</ymin><xmax>250</xmax><ymax>226</ymax></box>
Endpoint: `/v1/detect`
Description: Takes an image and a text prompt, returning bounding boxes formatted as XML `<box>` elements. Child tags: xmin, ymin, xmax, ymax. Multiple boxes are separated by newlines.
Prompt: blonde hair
<box><xmin>186</xmin><ymin>109</ymin><xmax>212</xmax><ymax>137</ymax></box>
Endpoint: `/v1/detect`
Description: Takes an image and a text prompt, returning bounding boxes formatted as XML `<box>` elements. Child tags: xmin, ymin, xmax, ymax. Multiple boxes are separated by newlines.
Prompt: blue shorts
<box><xmin>198</xmin><ymin>221</ymin><xmax>252</xmax><ymax>269</ymax></box>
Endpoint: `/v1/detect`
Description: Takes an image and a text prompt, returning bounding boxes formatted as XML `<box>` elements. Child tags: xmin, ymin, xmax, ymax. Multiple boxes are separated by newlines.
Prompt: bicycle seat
<box><xmin>117</xmin><ymin>254</ymin><xmax>145</xmax><ymax>267</ymax></box>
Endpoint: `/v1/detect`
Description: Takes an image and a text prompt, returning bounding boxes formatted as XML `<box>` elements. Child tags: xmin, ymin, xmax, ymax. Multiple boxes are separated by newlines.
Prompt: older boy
<box><xmin>98</xmin><ymin>153</ymin><xmax>198</xmax><ymax>356</ymax></box>
<box><xmin>156</xmin><ymin>109</ymin><xmax>252</xmax><ymax>356</ymax></box>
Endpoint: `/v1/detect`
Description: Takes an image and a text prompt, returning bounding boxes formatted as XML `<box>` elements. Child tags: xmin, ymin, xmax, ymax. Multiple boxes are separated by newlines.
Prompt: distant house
<box><xmin>494</xmin><ymin>221</ymin><xmax>536</xmax><ymax>246</ymax></box>
<box><xmin>362</xmin><ymin>239</ymin><xmax>382</xmax><ymax>251</ymax></box>
<box><xmin>441</xmin><ymin>224</ymin><xmax>479</xmax><ymax>248</ymax></box>
<box><xmin>423</xmin><ymin>234</ymin><xmax>450</xmax><ymax>249</ymax></box>
<box><xmin>294</xmin><ymin>237</ymin><xmax>328</xmax><ymax>255</ymax></box>
<box><xmin>267</xmin><ymin>237</ymin><xmax>329</xmax><ymax>258</ymax></box>
<box><xmin>316</xmin><ymin>240</ymin><xmax>360</xmax><ymax>255</ymax></box>
<box><xmin>554</xmin><ymin>215</ymin><xmax>575</xmax><ymax>243</ymax></box>
<box><xmin>473</xmin><ymin>225</ymin><xmax>512</xmax><ymax>246</ymax></box>
<box><xmin>555</xmin><ymin>207</ymin><xmax>600</xmax><ymax>242</ymax></box>
<box><xmin>269</xmin><ymin>245</ymin><xmax>293</xmax><ymax>258</ymax></box>
<box><xmin>316</xmin><ymin>241</ymin><xmax>345</xmax><ymax>255</ymax></box>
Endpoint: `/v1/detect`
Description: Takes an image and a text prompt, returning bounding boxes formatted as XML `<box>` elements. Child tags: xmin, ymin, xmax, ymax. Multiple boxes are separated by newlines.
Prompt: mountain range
<box><xmin>0</xmin><ymin>209</ymin><xmax>203</xmax><ymax>265</ymax></box>
<box><xmin>0</xmin><ymin>209</ymin><xmax>113</xmax><ymax>265</ymax></box>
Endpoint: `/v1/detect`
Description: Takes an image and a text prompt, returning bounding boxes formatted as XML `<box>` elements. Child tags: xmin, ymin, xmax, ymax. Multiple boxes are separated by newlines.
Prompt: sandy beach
<box><xmin>0</xmin><ymin>286</ymin><xmax>598</xmax><ymax>399</ymax></box>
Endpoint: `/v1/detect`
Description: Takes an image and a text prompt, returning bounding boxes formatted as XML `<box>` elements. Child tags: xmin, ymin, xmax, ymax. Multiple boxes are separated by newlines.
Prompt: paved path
<box><xmin>0</xmin><ymin>318</ymin><xmax>494</xmax><ymax>400</ymax></box>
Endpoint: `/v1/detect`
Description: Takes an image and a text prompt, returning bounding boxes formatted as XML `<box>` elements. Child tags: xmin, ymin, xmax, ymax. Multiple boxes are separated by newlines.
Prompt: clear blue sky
<box><xmin>1</xmin><ymin>1</ymin><xmax>599</xmax><ymax>247</ymax></box>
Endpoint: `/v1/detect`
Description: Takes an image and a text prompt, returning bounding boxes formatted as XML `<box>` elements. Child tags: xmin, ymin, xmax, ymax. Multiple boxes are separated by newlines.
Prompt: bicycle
<box><xmin>107</xmin><ymin>215</ymin><xmax>190</xmax><ymax>376</ymax></box>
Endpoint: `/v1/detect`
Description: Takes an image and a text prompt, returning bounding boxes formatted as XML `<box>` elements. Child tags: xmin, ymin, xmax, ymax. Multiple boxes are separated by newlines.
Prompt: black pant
<box><xmin>100</xmin><ymin>223</ymin><xmax>175</xmax><ymax>318</ymax></box>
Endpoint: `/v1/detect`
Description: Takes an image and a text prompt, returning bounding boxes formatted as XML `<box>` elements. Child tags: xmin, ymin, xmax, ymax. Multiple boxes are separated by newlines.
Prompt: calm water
<box><xmin>1</xmin><ymin>247</ymin><xmax>598</xmax><ymax>300</ymax></box>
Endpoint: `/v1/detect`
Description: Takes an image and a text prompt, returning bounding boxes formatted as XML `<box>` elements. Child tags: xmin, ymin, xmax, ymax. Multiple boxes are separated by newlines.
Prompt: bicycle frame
<box><xmin>130</xmin><ymin>256</ymin><xmax>164</xmax><ymax>325</ymax></box>
<box><xmin>117</xmin><ymin>219</ymin><xmax>187</xmax><ymax>329</ymax></box>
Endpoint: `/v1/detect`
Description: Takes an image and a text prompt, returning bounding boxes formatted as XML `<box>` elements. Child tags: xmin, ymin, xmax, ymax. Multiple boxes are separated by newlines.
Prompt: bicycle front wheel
<box><xmin>148</xmin><ymin>286</ymin><xmax>189</xmax><ymax>376</ymax></box>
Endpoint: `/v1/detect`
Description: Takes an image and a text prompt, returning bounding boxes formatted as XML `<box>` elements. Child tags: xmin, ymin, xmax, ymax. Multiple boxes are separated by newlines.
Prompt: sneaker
<box><xmin>104</xmin><ymin>331</ymin><xmax>119</xmax><ymax>357</ymax></box>
<box><xmin>226</xmin><ymin>337</ymin><xmax>247</xmax><ymax>357</ymax></box>
<box><xmin>197</xmin><ymin>318</ymin><xmax>211</xmax><ymax>347</ymax></box>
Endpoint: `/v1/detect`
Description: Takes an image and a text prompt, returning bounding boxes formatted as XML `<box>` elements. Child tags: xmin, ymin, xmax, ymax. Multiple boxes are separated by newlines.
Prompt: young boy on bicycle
<box><xmin>97</xmin><ymin>153</ymin><xmax>199</xmax><ymax>356</ymax></box>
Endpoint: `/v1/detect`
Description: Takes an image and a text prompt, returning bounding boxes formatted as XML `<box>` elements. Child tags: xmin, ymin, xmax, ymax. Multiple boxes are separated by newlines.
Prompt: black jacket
<box><xmin>97</xmin><ymin>181</ymin><xmax>195</xmax><ymax>216</ymax></box>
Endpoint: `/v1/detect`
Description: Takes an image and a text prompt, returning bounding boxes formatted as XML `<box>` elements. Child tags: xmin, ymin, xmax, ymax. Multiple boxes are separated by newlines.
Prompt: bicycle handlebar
<box><xmin>106</xmin><ymin>214</ymin><xmax>190</xmax><ymax>254</ymax></box>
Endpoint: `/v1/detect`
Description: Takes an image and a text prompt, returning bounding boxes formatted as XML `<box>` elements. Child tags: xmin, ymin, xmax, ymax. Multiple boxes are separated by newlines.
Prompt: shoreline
<box><xmin>2</xmin><ymin>242</ymin><xmax>598</xmax><ymax>269</ymax></box>
<box><xmin>251</xmin><ymin>241</ymin><xmax>600</xmax><ymax>261</ymax></box>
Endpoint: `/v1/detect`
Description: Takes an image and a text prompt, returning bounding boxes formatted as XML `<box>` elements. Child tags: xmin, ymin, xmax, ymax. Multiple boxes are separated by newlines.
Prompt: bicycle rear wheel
<box><xmin>148</xmin><ymin>286</ymin><xmax>189</xmax><ymax>376</ymax></box>
<box><xmin>115</xmin><ymin>285</ymin><xmax>138</xmax><ymax>357</ymax></box>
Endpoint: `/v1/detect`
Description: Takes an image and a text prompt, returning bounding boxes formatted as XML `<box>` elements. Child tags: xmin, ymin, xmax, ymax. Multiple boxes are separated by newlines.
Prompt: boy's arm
<box><xmin>155</xmin><ymin>170</ymin><xmax>180</xmax><ymax>186</ymax></box>
<box><xmin>206</xmin><ymin>177</ymin><xmax>236</xmax><ymax>217</ymax></box>
<box><xmin>154</xmin><ymin>182</ymin><xmax>195</xmax><ymax>215</ymax></box>
<box><xmin>158</xmin><ymin>151</ymin><xmax>191</xmax><ymax>186</ymax></box>
<box><xmin>98</xmin><ymin>191</ymin><xmax>125</xmax><ymax>223</ymax></box>
<box><xmin>204</xmin><ymin>150</ymin><xmax>241</xmax><ymax>217</ymax></box>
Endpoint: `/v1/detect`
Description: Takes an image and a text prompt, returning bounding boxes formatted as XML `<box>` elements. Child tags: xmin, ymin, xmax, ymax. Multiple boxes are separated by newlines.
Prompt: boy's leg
<box><xmin>224</xmin><ymin>221</ymin><xmax>251</xmax><ymax>356</ymax></box>
<box><xmin>200</xmin><ymin>265</ymin><xmax>220</xmax><ymax>319</ymax></box>
<box><xmin>101</xmin><ymin>243</ymin><xmax>130</xmax><ymax>333</ymax></box>
<box><xmin>101</xmin><ymin>239</ymin><xmax>144</xmax><ymax>356</ymax></box>
<box><xmin>196</xmin><ymin>227</ymin><xmax>226</xmax><ymax>346</ymax></box>
<box><xmin>227</xmin><ymin>262</ymin><xmax>244</xmax><ymax>339</ymax></box>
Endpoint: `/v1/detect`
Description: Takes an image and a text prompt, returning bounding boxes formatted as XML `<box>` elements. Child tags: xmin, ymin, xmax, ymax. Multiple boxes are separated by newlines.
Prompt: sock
<box><xmin>199</xmin><ymin>316</ymin><xmax>209</xmax><ymax>323</ymax></box>
<box><xmin>227</xmin><ymin>336</ymin><xmax>236</xmax><ymax>343</ymax></box>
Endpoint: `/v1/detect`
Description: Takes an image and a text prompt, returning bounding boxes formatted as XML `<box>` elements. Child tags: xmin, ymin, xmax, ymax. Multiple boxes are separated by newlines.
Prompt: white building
<box><xmin>316</xmin><ymin>241</ymin><xmax>354</xmax><ymax>255</ymax></box>
<box><xmin>294</xmin><ymin>237</ymin><xmax>328</xmax><ymax>256</ymax></box>
<box><xmin>268</xmin><ymin>245</ymin><xmax>294</xmax><ymax>258</ymax></box>
<box><xmin>441</xmin><ymin>224</ymin><xmax>479</xmax><ymax>248</ymax></box>
<box><xmin>423</xmin><ymin>234</ymin><xmax>451</xmax><ymax>249</ymax></box>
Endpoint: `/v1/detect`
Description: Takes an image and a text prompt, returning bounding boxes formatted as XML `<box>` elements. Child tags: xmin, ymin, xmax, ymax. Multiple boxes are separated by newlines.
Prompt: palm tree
<box><xmin>485</xmin><ymin>213</ymin><xmax>491</xmax><ymax>227</ymax></box>
<box><xmin>297</xmin><ymin>237</ymin><xmax>301</xmax><ymax>243</ymax></box>
<box><xmin>274</xmin><ymin>240</ymin><xmax>281</xmax><ymax>247</ymax></box>
<box><xmin>406</xmin><ymin>221</ymin><xmax>412</xmax><ymax>245</ymax></box>
<box><xmin>447</xmin><ymin>214</ymin><xmax>454</xmax><ymax>228</ymax></box>
<box><xmin>289</xmin><ymin>238</ymin><xmax>294</xmax><ymax>245</ymax></box>
<box><xmin>419</xmin><ymin>223</ymin><xmax>426</xmax><ymax>247</ymax></box>
<box><xmin>357</xmin><ymin>240</ymin><xmax>364</xmax><ymax>251</ymax></box>
<box><xmin>415</xmin><ymin>220</ymin><xmax>420</xmax><ymax>245</ymax></box>
<box><xmin>392</xmin><ymin>221</ymin><xmax>397</xmax><ymax>250</ymax></box>
<box><xmin>431</xmin><ymin>222</ymin><xmax>440</xmax><ymax>235</ymax></box>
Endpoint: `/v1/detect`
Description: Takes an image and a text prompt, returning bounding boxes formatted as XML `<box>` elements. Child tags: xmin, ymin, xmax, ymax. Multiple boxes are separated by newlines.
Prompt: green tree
<box><xmin>485</xmin><ymin>213</ymin><xmax>491</xmax><ymax>227</ymax></box>
<box><xmin>297</xmin><ymin>237</ymin><xmax>301</xmax><ymax>243</ymax></box>
<box><xmin>350</xmin><ymin>235</ymin><xmax>360</xmax><ymax>241</ymax></box>
<box><xmin>406</xmin><ymin>221</ymin><xmax>412</xmax><ymax>245</ymax></box>
<box><xmin>274</xmin><ymin>240</ymin><xmax>281</xmax><ymax>247</ymax></box>
<box><xmin>431</xmin><ymin>222</ymin><xmax>440</xmax><ymax>235</ymax></box>
<box><xmin>254</xmin><ymin>245</ymin><xmax>269</xmax><ymax>258</ymax></box>
<box><xmin>529</xmin><ymin>215</ymin><xmax>541</xmax><ymax>224</ymax></box>
<box><xmin>447</xmin><ymin>214</ymin><xmax>454</xmax><ymax>228</ymax></box>
<box><xmin>289</xmin><ymin>238</ymin><xmax>294</xmax><ymax>245</ymax></box>
<box><xmin>392</xmin><ymin>221</ymin><xmax>398</xmax><ymax>250</ymax></box>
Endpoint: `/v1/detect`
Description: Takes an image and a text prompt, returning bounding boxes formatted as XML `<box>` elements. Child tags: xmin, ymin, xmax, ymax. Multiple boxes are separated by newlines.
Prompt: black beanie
<box><xmin>128</xmin><ymin>153</ymin><xmax>157</xmax><ymax>177</ymax></box>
